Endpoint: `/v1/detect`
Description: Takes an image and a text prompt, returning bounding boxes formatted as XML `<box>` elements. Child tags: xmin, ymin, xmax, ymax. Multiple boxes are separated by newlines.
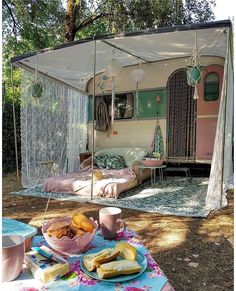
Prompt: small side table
<box><xmin>139</xmin><ymin>165</ymin><xmax>167</xmax><ymax>187</ymax></box>
<box><xmin>163</xmin><ymin>167</ymin><xmax>191</xmax><ymax>178</ymax></box>
<box><xmin>35</xmin><ymin>160</ymin><xmax>54</xmax><ymax>187</ymax></box>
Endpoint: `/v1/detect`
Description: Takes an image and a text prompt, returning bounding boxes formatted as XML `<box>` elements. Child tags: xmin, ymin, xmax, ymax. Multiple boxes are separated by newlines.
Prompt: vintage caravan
<box><xmin>12</xmin><ymin>20</ymin><xmax>233</xmax><ymax>210</ymax></box>
<box><xmin>87</xmin><ymin>60</ymin><xmax>224</xmax><ymax>164</ymax></box>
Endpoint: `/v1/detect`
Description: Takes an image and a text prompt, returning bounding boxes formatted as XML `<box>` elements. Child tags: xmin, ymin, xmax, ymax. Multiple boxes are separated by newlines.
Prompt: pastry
<box><xmin>70</xmin><ymin>225</ymin><xmax>87</xmax><ymax>237</ymax></box>
<box><xmin>96</xmin><ymin>260</ymin><xmax>142</xmax><ymax>279</ymax></box>
<box><xmin>83</xmin><ymin>248</ymin><xmax>120</xmax><ymax>272</ymax></box>
<box><xmin>46</xmin><ymin>221</ymin><xmax>70</xmax><ymax>239</ymax></box>
<box><xmin>115</xmin><ymin>242</ymin><xmax>137</xmax><ymax>260</ymax></box>
<box><xmin>72</xmin><ymin>213</ymin><xmax>95</xmax><ymax>233</ymax></box>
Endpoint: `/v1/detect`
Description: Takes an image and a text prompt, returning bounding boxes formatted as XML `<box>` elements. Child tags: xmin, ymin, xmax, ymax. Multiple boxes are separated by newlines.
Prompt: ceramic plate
<box><xmin>80</xmin><ymin>246</ymin><xmax>147</xmax><ymax>282</ymax></box>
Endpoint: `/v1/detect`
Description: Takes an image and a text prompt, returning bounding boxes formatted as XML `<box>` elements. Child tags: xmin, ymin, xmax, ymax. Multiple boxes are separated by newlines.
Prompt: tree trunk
<box><xmin>65</xmin><ymin>0</ymin><xmax>77</xmax><ymax>42</ymax></box>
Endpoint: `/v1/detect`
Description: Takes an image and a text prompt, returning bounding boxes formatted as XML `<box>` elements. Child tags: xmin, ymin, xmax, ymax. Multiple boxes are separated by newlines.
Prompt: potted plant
<box><xmin>31</xmin><ymin>81</ymin><xmax>44</xmax><ymax>98</ymax></box>
<box><xmin>142</xmin><ymin>151</ymin><xmax>163</xmax><ymax>167</ymax></box>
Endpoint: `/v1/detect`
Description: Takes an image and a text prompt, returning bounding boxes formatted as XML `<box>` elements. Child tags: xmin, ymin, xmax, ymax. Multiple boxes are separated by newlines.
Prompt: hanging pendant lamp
<box><xmin>130</xmin><ymin>66</ymin><xmax>145</xmax><ymax>114</ymax></box>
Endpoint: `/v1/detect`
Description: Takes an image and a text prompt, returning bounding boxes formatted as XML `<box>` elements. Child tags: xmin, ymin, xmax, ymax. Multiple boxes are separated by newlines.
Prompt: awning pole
<box><xmin>91</xmin><ymin>38</ymin><xmax>97</xmax><ymax>200</ymax></box>
<box><xmin>220</xmin><ymin>28</ymin><xmax>230</xmax><ymax>210</ymax></box>
<box><xmin>11</xmin><ymin>64</ymin><xmax>20</xmax><ymax>182</ymax></box>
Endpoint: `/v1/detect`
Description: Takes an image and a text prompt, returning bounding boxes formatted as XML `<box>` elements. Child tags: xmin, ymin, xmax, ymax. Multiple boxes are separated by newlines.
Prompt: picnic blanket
<box><xmin>2</xmin><ymin>228</ymin><xmax>174</xmax><ymax>291</ymax></box>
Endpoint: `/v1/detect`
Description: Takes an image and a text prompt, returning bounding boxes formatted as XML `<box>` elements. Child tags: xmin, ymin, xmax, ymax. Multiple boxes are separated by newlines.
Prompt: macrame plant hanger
<box><xmin>186</xmin><ymin>31</ymin><xmax>204</xmax><ymax>99</ymax></box>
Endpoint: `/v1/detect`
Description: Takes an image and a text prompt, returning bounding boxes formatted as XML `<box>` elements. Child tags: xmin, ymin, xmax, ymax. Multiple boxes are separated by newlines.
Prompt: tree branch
<box><xmin>3</xmin><ymin>0</ymin><xmax>20</xmax><ymax>37</ymax></box>
<box><xmin>75</xmin><ymin>12</ymin><xmax>109</xmax><ymax>33</ymax></box>
<box><xmin>74</xmin><ymin>0</ymin><xmax>110</xmax><ymax>33</ymax></box>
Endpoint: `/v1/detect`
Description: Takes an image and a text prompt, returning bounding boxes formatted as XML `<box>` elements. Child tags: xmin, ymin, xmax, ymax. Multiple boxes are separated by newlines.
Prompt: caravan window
<box><xmin>204</xmin><ymin>73</ymin><xmax>220</xmax><ymax>101</ymax></box>
<box><xmin>102</xmin><ymin>93</ymin><xmax>134</xmax><ymax>119</ymax></box>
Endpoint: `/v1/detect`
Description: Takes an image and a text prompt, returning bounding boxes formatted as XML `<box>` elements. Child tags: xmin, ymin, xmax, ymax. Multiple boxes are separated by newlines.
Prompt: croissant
<box><xmin>97</xmin><ymin>260</ymin><xmax>142</xmax><ymax>279</ymax></box>
<box><xmin>83</xmin><ymin>248</ymin><xmax>120</xmax><ymax>272</ymax></box>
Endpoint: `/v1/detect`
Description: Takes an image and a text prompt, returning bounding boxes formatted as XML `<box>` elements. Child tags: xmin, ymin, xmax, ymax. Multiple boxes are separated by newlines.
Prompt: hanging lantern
<box><xmin>130</xmin><ymin>67</ymin><xmax>146</xmax><ymax>84</ymax></box>
<box><xmin>106</xmin><ymin>59</ymin><xmax>122</xmax><ymax>78</ymax></box>
<box><xmin>130</xmin><ymin>67</ymin><xmax>145</xmax><ymax>115</ymax></box>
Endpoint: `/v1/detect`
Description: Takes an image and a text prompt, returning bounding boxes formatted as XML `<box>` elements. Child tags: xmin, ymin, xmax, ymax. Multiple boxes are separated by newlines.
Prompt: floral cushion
<box><xmin>106</xmin><ymin>155</ymin><xmax>126</xmax><ymax>170</ymax></box>
<box><xmin>94</xmin><ymin>155</ymin><xmax>107</xmax><ymax>169</ymax></box>
<box><xmin>94</xmin><ymin>154</ymin><xmax>126</xmax><ymax>170</ymax></box>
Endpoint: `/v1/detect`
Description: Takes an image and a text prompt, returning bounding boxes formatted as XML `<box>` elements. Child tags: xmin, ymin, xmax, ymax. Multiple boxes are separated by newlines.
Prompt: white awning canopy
<box><xmin>11</xmin><ymin>20</ymin><xmax>231</xmax><ymax>92</ymax></box>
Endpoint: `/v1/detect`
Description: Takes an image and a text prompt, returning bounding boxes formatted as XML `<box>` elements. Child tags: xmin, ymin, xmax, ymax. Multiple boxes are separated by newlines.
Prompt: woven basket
<box><xmin>42</xmin><ymin>216</ymin><xmax>98</xmax><ymax>255</ymax></box>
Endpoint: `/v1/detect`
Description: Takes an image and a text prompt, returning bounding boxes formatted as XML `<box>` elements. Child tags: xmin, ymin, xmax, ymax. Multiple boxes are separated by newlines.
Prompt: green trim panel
<box><xmin>88</xmin><ymin>88</ymin><xmax>167</xmax><ymax>121</ymax></box>
<box><xmin>137</xmin><ymin>89</ymin><xmax>166</xmax><ymax>118</ymax></box>
<box><xmin>88</xmin><ymin>95</ymin><xmax>93</xmax><ymax>121</ymax></box>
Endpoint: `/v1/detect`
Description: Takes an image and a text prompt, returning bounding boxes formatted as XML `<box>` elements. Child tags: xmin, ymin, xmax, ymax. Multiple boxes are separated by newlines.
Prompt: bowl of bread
<box><xmin>42</xmin><ymin>212</ymin><xmax>98</xmax><ymax>255</ymax></box>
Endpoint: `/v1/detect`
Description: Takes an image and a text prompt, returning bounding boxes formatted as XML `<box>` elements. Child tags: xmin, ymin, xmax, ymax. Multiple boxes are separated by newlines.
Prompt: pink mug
<box><xmin>2</xmin><ymin>234</ymin><xmax>25</xmax><ymax>281</ymax></box>
<box><xmin>99</xmin><ymin>207</ymin><xmax>125</xmax><ymax>239</ymax></box>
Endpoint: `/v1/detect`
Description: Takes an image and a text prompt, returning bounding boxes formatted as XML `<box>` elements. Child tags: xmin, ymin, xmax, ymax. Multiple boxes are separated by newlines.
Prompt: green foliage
<box><xmin>3</xmin><ymin>0</ymin><xmax>66</xmax><ymax>49</ymax></box>
<box><xmin>2</xmin><ymin>100</ymin><xmax>21</xmax><ymax>173</ymax></box>
<box><xmin>75</xmin><ymin>0</ymin><xmax>216</xmax><ymax>37</ymax></box>
<box><xmin>184</xmin><ymin>0</ymin><xmax>216</xmax><ymax>23</ymax></box>
<box><xmin>146</xmin><ymin>152</ymin><xmax>162</xmax><ymax>159</ymax></box>
<box><xmin>2</xmin><ymin>0</ymin><xmax>66</xmax><ymax>173</ymax></box>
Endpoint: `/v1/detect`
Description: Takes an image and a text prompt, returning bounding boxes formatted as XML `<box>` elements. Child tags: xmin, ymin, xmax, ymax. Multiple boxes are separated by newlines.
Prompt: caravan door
<box><xmin>195</xmin><ymin>65</ymin><xmax>223</xmax><ymax>162</ymax></box>
<box><xmin>167</xmin><ymin>69</ymin><xmax>196</xmax><ymax>162</ymax></box>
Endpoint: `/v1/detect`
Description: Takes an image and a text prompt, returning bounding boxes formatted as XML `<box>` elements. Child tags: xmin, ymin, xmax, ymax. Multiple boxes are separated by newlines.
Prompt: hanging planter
<box><xmin>186</xmin><ymin>66</ymin><xmax>205</xmax><ymax>86</ymax></box>
<box><xmin>31</xmin><ymin>81</ymin><xmax>43</xmax><ymax>98</ymax></box>
<box><xmin>186</xmin><ymin>31</ymin><xmax>205</xmax><ymax>99</ymax></box>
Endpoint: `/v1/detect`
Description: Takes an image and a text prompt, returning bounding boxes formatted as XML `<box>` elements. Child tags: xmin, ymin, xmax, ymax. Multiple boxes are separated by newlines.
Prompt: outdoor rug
<box><xmin>11</xmin><ymin>176</ymin><xmax>211</xmax><ymax>218</ymax></box>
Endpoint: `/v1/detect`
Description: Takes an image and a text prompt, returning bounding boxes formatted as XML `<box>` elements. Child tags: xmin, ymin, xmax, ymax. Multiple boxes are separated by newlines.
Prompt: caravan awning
<box><xmin>11</xmin><ymin>20</ymin><xmax>231</xmax><ymax>92</ymax></box>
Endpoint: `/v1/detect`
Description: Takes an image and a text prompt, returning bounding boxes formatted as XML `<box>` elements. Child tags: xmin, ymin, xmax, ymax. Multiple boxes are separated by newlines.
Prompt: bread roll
<box><xmin>115</xmin><ymin>242</ymin><xmax>137</xmax><ymax>260</ymax></box>
<box><xmin>70</xmin><ymin>225</ymin><xmax>87</xmax><ymax>237</ymax></box>
<box><xmin>97</xmin><ymin>260</ymin><xmax>142</xmax><ymax>279</ymax></box>
<box><xmin>83</xmin><ymin>248</ymin><xmax>120</xmax><ymax>272</ymax></box>
<box><xmin>72</xmin><ymin>213</ymin><xmax>95</xmax><ymax>233</ymax></box>
<box><xmin>46</xmin><ymin>221</ymin><xmax>70</xmax><ymax>239</ymax></box>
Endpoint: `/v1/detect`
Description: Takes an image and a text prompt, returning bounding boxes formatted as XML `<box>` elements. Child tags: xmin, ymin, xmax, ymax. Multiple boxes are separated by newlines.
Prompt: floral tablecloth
<box><xmin>2</xmin><ymin>229</ymin><xmax>174</xmax><ymax>291</ymax></box>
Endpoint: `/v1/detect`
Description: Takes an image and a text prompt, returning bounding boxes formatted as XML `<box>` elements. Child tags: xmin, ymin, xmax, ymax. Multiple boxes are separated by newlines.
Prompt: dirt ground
<box><xmin>2</xmin><ymin>172</ymin><xmax>234</xmax><ymax>291</ymax></box>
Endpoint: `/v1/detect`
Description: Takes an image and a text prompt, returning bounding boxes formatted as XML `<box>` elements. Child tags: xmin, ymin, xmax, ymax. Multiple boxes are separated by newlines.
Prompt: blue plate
<box><xmin>80</xmin><ymin>246</ymin><xmax>147</xmax><ymax>283</ymax></box>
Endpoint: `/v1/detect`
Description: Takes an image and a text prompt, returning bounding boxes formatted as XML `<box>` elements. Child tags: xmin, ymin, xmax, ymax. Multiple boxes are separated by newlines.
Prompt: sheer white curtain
<box><xmin>206</xmin><ymin>28</ymin><xmax>234</xmax><ymax>209</ymax></box>
<box><xmin>20</xmin><ymin>70</ymin><xmax>88</xmax><ymax>188</ymax></box>
<box><xmin>67</xmin><ymin>90</ymin><xmax>88</xmax><ymax>172</ymax></box>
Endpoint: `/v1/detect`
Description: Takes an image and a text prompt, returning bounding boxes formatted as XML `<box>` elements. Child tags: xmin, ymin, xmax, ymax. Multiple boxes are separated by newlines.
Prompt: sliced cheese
<box><xmin>115</xmin><ymin>242</ymin><xmax>137</xmax><ymax>260</ymax></box>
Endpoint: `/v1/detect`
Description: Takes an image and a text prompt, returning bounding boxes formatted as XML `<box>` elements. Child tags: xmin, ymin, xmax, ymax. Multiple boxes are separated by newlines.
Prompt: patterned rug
<box><xmin>11</xmin><ymin>177</ymin><xmax>211</xmax><ymax>217</ymax></box>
